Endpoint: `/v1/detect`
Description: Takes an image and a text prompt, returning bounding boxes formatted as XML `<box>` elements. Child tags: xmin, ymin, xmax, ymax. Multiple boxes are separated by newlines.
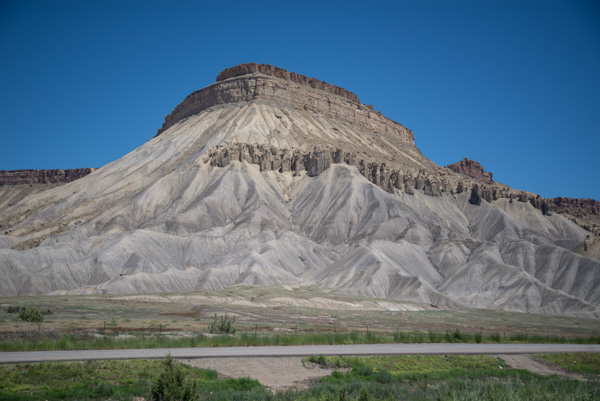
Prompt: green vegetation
<box><xmin>6</xmin><ymin>306</ymin><xmax>22</xmax><ymax>313</ymax></box>
<box><xmin>0</xmin><ymin>358</ymin><xmax>265</xmax><ymax>401</ymax></box>
<box><xmin>1</xmin><ymin>354</ymin><xmax>598</xmax><ymax>400</ymax></box>
<box><xmin>1</xmin><ymin>329</ymin><xmax>599</xmax><ymax>352</ymax></box>
<box><xmin>302</xmin><ymin>354</ymin><xmax>600</xmax><ymax>400</ymax></box>
<box><xmin>208</xmin><ymin>313</ymin><xmax>236</xmax><ymax>334</ymax></box>
<box><xmin>151</xmin><ymin>355</ymin><xmax>198</xmax><ymax>401</ymax></box>
<box><xmin>537</xmin><ymin>352</ymin><xmax>600</xmax><ymax>375</ymax></box>
<box><xmin>17</xmin><ymin>308</ymin><xmax>44</xmax><ymax>323</ymax></box>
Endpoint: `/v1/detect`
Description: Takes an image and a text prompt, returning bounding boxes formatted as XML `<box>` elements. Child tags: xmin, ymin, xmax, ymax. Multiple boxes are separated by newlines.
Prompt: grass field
<box><xmin>1</xmin><ymin>285</ymin><xmax>599</xmax><ymax>347</ymax></box>
<box><xmin>1</xmin><ymin>354</ymin><xmax>598</xmax><ymax>400</ymax></box>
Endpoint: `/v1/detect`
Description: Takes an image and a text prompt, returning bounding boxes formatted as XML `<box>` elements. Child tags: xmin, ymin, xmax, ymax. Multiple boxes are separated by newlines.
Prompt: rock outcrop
<box><xmin>215</xmin><ymin>63</ymin><xmax>361</xmax><ymax>103</ymax></box>
<box><xmin>0</xmin><ymin>168</ymin><xmax>94</xmax><ymax>186</ymax></box>
<box><xmin>202</xmin><ymin>144</ymin><xmax>566</xmax><ymax>214</ymax></box>
<box><xmin>551</xmin><ymin>197</ymin><xmax>600</xmax><ymax>219</ymax></box>
<box><xmin>550</xmin><ymin>197</ymin><xmax>600</xmax><ymax>235</ymax></box>
<box><xmin>156</xmin><ymin>64</ymin><xmax>407</xmax><ymax>142</ymax></box>
<box><xmin>446</xmin><ymin>158</ymin><xmax>493</xmax><ymax>184</ymax></box>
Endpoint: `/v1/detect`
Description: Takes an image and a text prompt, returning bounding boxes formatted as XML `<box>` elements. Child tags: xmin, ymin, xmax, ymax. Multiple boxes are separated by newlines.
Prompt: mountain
<box><xmin>1</xmin><ymin>63</ymin><xmax>599</xmax><ymax>318</ymax></box>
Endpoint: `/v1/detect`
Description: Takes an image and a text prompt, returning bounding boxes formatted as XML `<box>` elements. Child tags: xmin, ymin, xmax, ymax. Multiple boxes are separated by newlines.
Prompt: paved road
<box><xmin>1</xmin><ymin>343</ymin><xmax>599</xmax><ymax>364</ymax></box>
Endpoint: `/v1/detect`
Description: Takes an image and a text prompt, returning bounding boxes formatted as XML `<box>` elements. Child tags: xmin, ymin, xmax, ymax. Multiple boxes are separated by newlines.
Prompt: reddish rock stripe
<box><xmin>446</xmin><ymin>158</ymin><xmax>493</xmax><ymax>184</ymax></box>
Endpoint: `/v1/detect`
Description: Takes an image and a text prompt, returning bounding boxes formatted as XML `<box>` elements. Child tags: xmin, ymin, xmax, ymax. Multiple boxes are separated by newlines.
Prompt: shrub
<box><xmin>18</xmin><ymin>307</ymin><xmax>44</xmax><ymax>323</ymax></box>
<box><xmin>358</xmin><ymin>386</ymin><xmax>372</xmax><ymax>401</ymax></box>
<box><xmin>208</xmin><ymin>314</ymin><xmax>236</xmax><ymax>334</ymax></box>
<box><xmin>94</xmin><ymin>381</ymin><xmax>115</xmax><ymax>397</ymax></box>
<box><xmin>6</xmin><ymin>306</ymin><xmax>21</xmax><ymax>313</ymax></box>
<box><xmin>151</xmin><ymin>355</ymin><xmax>198</xmax><ymax>401</ymax></box>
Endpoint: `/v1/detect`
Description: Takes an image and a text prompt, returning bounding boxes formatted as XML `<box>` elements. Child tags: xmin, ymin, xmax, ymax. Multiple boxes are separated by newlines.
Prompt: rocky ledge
<box><xmin>551</xmin><ymin>197</ymin><xmax>600</xmax><ymax>218</ymax></box>
<box><xmin>446</xmin><ymin>158</ymin><xmax>493</xmax><ymax>184</ymax></box>
<box><xmin>204</xmin><ymin>143</ymin><xmax>542</xmax><ymax>203</ymax></box>
<box><xmin>155</xmin><ymin>64</ymin><xmax>407</xmax><ymax>141</ymax></box>
<box><xmin>0</xmin><ymin>168</ymin><xmax>94</xmax><ymax>186</ymax></box>
<box><xmin>216</xmin><ymin>63</ymin><xmax>360</xmax><ymax>103</ymax></box>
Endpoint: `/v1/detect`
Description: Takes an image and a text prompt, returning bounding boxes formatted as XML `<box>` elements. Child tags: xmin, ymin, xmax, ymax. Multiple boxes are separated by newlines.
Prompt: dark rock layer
<box><xmin>0</xmin><ymin>168</ymin><xmax>94</xmax><ymax>186</ymax></box>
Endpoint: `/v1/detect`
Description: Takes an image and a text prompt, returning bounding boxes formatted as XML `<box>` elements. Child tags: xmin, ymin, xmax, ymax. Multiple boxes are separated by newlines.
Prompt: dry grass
<box><xmin>1</xmin><ymin>285</ymin><xmax>598</xmax><ymax>340</ymax></box>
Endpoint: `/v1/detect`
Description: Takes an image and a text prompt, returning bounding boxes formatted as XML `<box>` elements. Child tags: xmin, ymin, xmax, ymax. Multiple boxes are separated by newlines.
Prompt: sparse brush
<box><xmin>208</xmin><ymin>313</ymin><xmax>236</xmax><ymax>334</ymax></box>
<box><xmin>151</xmin><ymin>354</ymin><xmax>198</xmax><ymax>401</ymax></box>
<box><xmin>18</xmin><ymin>307</ymin><xmax>44</xmax><ymax>323</ymax></box>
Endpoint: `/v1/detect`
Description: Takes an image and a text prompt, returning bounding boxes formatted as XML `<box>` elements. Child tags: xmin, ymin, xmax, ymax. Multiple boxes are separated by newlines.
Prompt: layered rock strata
<box><xmin>215</xmin><ymin>63</ymin><xmax>361</xmax><ymax>103</ymax></box>
<box><xmin>550</xmin><ymin>197</ymin><xmax>600</xmax><ymax>235</ymax></box>
<box><xmin>204</xmin><ymin>143</ymin><xmax>555</xmax><ymax>209</ymax></box>
<box><xmin>446</xmin><ymin>158</ymin><xmax>493</xmax><ymax>184</ymax></box>
<box><xmin>0</xmin><ymin>168</ymin><xmax>94</xmax><ymax>186</ymax></box>
<box><xmin>156</xmin><ymin>64</ymin><xmax>409</xmax><ymax>143</ymax></box>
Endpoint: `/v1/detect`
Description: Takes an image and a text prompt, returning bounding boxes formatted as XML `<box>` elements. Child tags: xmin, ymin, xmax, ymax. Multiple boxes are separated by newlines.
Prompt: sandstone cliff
<box><xmin>446</xmin><ymin>158</ymin><xmax>493</xmax><ymax>184</ymax></box>
<box><xmin>215</xmin><ymin>63</ymin><xmax>361</xmax><ymax>103</ymax></box>
<box><xmin>0</xmin><ymin>168</ymin><xmax>94</xmax><ymax>186</ymax></box>
<box><xmin>156</xmin><ymin>64</ymin><xmax>406</xmax><ymax>143</ymax></box>
<box><xmin>550</xmin><ymin>197</ymin><xmax>600</xmax><ymax>236</ymax></box>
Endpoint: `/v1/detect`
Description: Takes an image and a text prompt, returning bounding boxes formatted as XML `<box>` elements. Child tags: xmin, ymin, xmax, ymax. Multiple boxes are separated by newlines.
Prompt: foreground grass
<box><xmin>1</xmin><ymin>354</ymin><xmax>599</xmax><ymax>400</ymax></box>
<box><xmin>537</xmin><ymin>352</ymin><xmax>600</xmax><ymax>375</ymax></box>
<box><xmin>304</xmin><ymin>354</ymin><xmax>600</xmax><ymax>401</ymax></box>
<box><xmin>0</xmin><ymin>359</ymin><xmax>263</xmax><ymax>401</ymax></box>
<box><xmin>1</xmin><ymin>329</ymin><xmax>599</xmax><ymax>352</ymax></box>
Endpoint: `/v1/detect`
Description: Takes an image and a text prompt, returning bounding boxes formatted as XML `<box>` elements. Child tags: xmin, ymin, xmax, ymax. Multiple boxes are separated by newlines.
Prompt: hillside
<box><xmin>0</xmin><ymin>63</ymin><xmax>598</xmax><ymax>318</ymax></box>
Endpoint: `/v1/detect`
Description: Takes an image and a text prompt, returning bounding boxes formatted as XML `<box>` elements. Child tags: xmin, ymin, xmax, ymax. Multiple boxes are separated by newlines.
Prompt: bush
<box><xmin>94</xmin><ymin>381</ymin><xmax>115</xmax><ymax>397</ymax></box>
<box><xmin>151</xmin><ymin>355</ymin><xmax>198</xmax><ymax>401</ymax></box>
<box><xmin>6</xmin><ymin>306</ymin><xmax>21</xmax><ymax>313</ymax></box>
<box><xmin>18</xmin><ymin>307</ymin><xmax>44</xmax><ymax>323</ymax></box>
<box><xmin>208</xmin><ymin>314</ymin><xmax>236</xmax><ymax>334</ymax></box>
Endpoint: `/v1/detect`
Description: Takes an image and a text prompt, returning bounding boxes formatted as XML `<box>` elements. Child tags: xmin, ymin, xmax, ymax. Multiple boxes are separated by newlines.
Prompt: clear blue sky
<box><xmin>1</xmin><ymin>0</ymin><xmax>599</xmax><ymax>200</ymax></box>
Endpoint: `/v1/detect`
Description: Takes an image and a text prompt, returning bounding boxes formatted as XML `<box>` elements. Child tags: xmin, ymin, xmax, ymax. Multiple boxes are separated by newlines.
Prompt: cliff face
<box><xmin>156</xmin><ymin>64</ymin><xmax>411</xmax><ymax>144</ymax></box>
<box><xmin>203</xmin><ymin>143</ymin><xmax>559</xmax><ymax>210</ymax></box>
<box><xmin>0</xmin><ymin>168</ymin><xmax>94</xmax><ymax>186</ymax></box>
<box><xmin>215</xmin><ymin>63</ymin><xmax>361</xmax><ymax>103</ymax></box>
<box><xmin>551</xmin><ymin>197</ymin><xmax>600</xmax><ymax>218</ymax></box>
<box><xmin>446</xmin><ymin>158</ymin><xmax>493</xmax><ymax>184</ymax></box>
<box><xmin>550</xmin><ymin>197</ymin><xmax>600</xmax><ymax>235</ymax></box>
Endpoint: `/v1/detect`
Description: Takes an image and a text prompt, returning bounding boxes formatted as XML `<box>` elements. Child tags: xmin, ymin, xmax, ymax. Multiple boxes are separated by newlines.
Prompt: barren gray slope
<box><xmin>0</xmin><ymin>73</ymin><xmax>598</xmax><ymax>318</ymax></box>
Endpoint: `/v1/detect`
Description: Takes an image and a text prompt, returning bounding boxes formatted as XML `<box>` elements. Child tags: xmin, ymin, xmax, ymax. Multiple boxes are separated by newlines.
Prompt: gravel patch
<box><xmin>184</xmin><ymin>356</ymin><xmax>338</xmax><ymax>391</ymax></box>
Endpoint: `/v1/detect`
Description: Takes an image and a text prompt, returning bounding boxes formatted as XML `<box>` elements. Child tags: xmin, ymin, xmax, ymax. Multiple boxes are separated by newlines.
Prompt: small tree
<box><xmin>151</xmin><ymin>355</ymin><xmax>198</xmax><ymax>401</ymax></box>
<box><xmin>208</xmin><ymin>314</ymin><xmax>236</xmax><ymax>334</ymax></box>
<box><xmin>18</xmin><ymin>307</ymin><xmax>44</xmax><ymax>323</ymax></box>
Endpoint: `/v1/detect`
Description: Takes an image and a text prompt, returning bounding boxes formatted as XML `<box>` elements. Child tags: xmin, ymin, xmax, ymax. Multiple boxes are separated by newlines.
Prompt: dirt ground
<box><xmin>184</xmin><ymin>357</ymin><xmax>338</xmax><ymax>391</ymax></box>
<box><xmin>184</xmin><ymin>354</ymin><xmax>587</xmax><ymax>391</ymax></box>
<box><xmin>498</xmin><ymin>354</ymin><xmax>587</xmax><ymax>381</ymax></box>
